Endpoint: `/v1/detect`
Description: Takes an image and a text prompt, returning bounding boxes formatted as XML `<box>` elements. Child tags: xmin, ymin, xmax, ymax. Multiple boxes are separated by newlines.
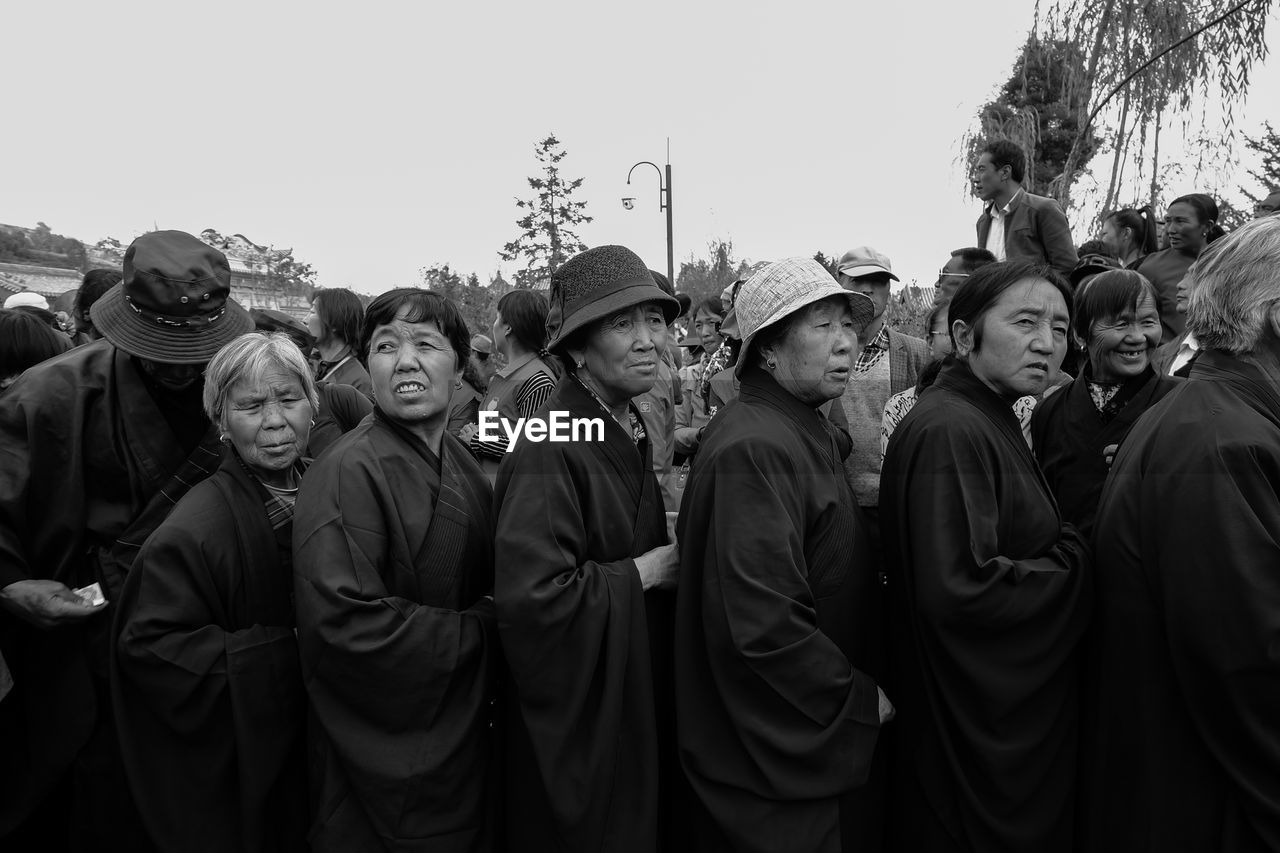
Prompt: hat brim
<box><xmin>92</xmin><ymin>282</ymin><xmax>254</xmax><ymax>365</ymax></box>
<box><xmin>547</xmin><ymin>280</ymin><xmax>681</xmax><ymax>352</ymax></box>
<box><xmin>837</xmin><ymin>263</ymin><xmax>899</xmax><ymax>282</ymax></box>
<box><xmin>735</xmin><ymin>288</ymin><xmax>876</xmax><ymax>377</ymax></box>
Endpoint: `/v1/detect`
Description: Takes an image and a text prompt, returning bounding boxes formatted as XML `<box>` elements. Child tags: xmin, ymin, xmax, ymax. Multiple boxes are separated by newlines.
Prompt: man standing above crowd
<box><xmin>0</xmin><ymin>230</ymin><xmax>252</xmax><ymax>851</ymax></box>
<box><xmin>975</xmin><ymin>139</ymin><xmax>1078</xmax><ymax>277</ymax></box>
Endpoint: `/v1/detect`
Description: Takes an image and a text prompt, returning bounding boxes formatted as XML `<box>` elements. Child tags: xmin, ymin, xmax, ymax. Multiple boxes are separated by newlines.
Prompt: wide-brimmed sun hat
<box><xmin>92</xmin><ymin>230</ymin><xmax>253</xmax><ymax>365</ymax></box>
<box><xmin>545</xmin><ymin>245</ymin><xmax>681</xmax><ymax>353</ymax></box>
<box><xmin>734</xmin><ymin>257</ymin><xmax>876</xmax><ymax>377</ymax></box>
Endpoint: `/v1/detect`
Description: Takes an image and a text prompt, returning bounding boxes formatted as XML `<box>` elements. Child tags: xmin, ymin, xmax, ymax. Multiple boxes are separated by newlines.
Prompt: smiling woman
<box><xmin>880</xmin><ymin>261</ymin><xmax>1092</xmax><ymax>853</ymax></box>
<box><xmin>292</xmin><ymin>288</ymin><xmax>501</xmax><ymax>850</ymax></box>
<box><xmin>1031</xmin><ymin>270</ymin><xmax>1181</xmax><ymax>532</ymax></box>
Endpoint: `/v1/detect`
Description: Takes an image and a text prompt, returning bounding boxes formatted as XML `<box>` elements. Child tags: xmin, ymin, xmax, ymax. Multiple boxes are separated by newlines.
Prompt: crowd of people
<box><xmin>1</xmin><ymin>138</ymin><xmax>1279</xmax><ymax>853</ymax></box>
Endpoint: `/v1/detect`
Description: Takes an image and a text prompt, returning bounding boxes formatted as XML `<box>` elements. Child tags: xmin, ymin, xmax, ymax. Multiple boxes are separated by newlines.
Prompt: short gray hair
<box><xmin>1186</xmin><ymin>216</ymin><xmax>1280</xmax><ymax>355</ymax></box>
<box><xmin>203</xmin><ymin>332</ymin><xmax>320</xmax><ymax>431</ymax></box>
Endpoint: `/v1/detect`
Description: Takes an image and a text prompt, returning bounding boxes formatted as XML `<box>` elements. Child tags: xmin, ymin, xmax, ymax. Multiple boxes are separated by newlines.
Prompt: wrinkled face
<box><xmin>1165</xmin><ymin>202</ymin><xmax>1207</xmax><ymax>255</ymax></box>
<box><xmin>1087</xmin><ymin>292</ymin><xmax>1162</xmax><ymax>383</ymax></box>
<box><xmin>928</xmin><ymin>311</ymin><xmax>953</xmax><ymax>361</ymax></box>
<box><xmin>137</xmin><ymin>358</ymin><xmax>205</xmax><ymax>392</ymax></box>
<box><xmin>841</xmin><ymin>272</ymin><xmax>891</xmax><ymax>321</ymax></box>
<box><xmin>973</xmin><ymin>153</ymin><xmax>1007</xmax><ymax>202</ymax></box>
<box><xmin>934</xmin><ymin>257</ymin><xmax>970</xmax><ymax>305</ymax></box>
<box><xmin>368</xmin><ymin>308</ymin><xmax>461</xmax><ymax>432</ymax></box>
<box><xmin>225</xmin><ymin>369</ymin><xmax>312</xmax><ymax>485</ymax></box>
<box><xmin>694</xmin><ymin>306</ymin><xmax>724</xmax><ymax>351</ymax></box>
<box><xmin>956</xmin><ymin>278</ymin><xmax>1069</xmax><ymax>399</ymax></box>
<box><xmin>762</xmin><ymin>296</ymin><xmax>858</xmax><ymax>406</ymax></box>
<box><xmin>573</xmin><ymin>302</ymin><xmax>667</xmax><ymax>406</ymax></box>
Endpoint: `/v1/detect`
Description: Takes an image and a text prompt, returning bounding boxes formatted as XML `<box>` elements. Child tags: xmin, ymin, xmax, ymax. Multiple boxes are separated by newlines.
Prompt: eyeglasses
<box><xmin>937</xmin><ymin>270</ymin><xmax>970</xmax><ymax>279</ymax></box>
<box><xmin>926</xmin><ymin>331</ymin><xmax>949</xmax><ymax>340</ymax></box>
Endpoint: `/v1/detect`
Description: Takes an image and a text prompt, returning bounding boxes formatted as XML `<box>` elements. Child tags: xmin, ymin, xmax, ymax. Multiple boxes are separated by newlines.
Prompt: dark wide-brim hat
<box><xmin>546</xmin><ymin>245</ymin><xmax>681</xmax><ymax>353</ymax></box>
<box><xmin>92</xmin><ymin>230</ymin><xmax>253</xmax><ymax>365</ymax></box>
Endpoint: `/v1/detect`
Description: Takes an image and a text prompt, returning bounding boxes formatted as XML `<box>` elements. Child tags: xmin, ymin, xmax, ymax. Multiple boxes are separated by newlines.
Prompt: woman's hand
<box><xmin>634</xmin><ymin>543</ymin><xmax>679</xmax><ymax>591</ymax></box>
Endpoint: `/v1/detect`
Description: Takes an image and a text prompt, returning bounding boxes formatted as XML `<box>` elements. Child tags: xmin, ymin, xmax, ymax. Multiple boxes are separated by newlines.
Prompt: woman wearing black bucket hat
<box><xmin>494</xmin><ymin>245</ymin><xmax>683</xmax><ymax>852</ymax></box>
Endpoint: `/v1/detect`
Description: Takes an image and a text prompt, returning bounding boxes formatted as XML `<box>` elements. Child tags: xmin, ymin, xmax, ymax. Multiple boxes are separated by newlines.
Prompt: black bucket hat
<box><xmin>545</xmin><ymin>245</ymin><xmax>681</xmax><ymax>353</ymax></box>
<box><xmin>91</xmin><ymin>230</ymin><xmax>253</xmax><ymax>365</ymax></box>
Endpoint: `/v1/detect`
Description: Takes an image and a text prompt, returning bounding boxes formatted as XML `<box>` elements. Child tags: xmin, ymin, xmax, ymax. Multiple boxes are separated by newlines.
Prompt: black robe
<box><xmin>293</xmin><ymin>411</ymin><xmax>500</xmax><ymax>852</ymax></box>
<box><xmin>879</xmin><ymin>360</ymin><xmax>1091</xmax><ymax>853</ymax></box>
<box><xmin>674</xmin><ymin>367</ymin><xmax>883</xmax><ymax>853</ymax></box>
<box><xmin>112</xmin><ymin>453</ymin><xmax>307</xmax><ymax>853</ymax></box>
<box><xmin>1080</xmin><ymin>352</ymin><xmax>1280</xmax><ymax>852</ymax></box>
<box><xmin>1030</xmin><ymin>366</ymin><xmax>1180</xmax><ymax>533</ymax></box>
<box><xmin>493</xmin><ymin>375</ymin><xmax>674</xmax><ymax>852</ymax></box>
<box><xmin>0</xmin><ymin>340</ymin><xmax>220</xmax><ymax>843</ymax></box>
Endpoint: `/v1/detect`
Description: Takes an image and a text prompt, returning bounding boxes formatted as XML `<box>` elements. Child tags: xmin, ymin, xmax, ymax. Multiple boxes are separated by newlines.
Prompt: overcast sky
<box><xmin>3</xmin><ymin>1</ymin><xmax>1278</xmax><ymax>293</ymax></box>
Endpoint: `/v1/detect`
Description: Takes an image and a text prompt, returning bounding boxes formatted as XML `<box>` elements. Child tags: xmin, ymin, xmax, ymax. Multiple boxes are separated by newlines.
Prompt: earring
<box><xmin>576</xmin><ymin>358</ymin><xmax>585</xmax><ymax>369</ymax></box>
<box><xmin>218</xmin><ymin>433</ymin><xmax>229</xmax><ymax>443</ymax></box>
<box><xmin>766</xmin><ymin>358</ymin><xmax>777</xmax><ymax>370</ymax></box>
<box><xmin>455</xmin><ymin>380</ymin><xmax>462</xmax><ymax>389</ymax></box>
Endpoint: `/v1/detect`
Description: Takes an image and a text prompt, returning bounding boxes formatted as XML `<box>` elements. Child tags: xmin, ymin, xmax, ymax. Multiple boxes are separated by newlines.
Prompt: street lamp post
<box><xmin>625</xmin><ymin>152</ymin><xmax>674</xmax><ymax>288</ymax></box>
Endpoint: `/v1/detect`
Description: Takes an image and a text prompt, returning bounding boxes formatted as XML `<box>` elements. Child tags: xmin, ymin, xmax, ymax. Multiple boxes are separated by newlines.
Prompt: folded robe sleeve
<box><xmin>696</xmin><ymin>442</ymin><xmax>880</xmax><ymax>799</ymax></box>
<box><xmin>1159</xmin><ymin>442</ymin><xmax>1280</xmax><ymax>848</ymax></box>
<box><xmin>293</xmin><ymin>455</ymin><xmax>496</xmax><ymax>841</ymax></box>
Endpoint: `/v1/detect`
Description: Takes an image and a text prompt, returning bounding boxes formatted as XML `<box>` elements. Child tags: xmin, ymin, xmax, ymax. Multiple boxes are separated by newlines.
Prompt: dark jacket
<box><xmin>493</xmin><ymin>374</ymin><xmax>675</xmax><ymax>852</ymax></box>
<box><xmin>113</xmin><ymin>452</ymin><xmax>307</xmax><ymax>853</ymax></box>
<box><xmin>976</xmin><ymin>190</ymin><xmax>1079</xmax><ymax>277</ymax></box>
<box><xmin>881</xmin><ymin>360</ymin><xmax>1091</xmax><ymax>853</ymax></box>
<box><xmin>294</xmin><ymin>412</ymin><xmax>500</xmax><ymax>852</ymax></box>
<box><xmin>1030</xmin><ymin>366</ymin><xmax>1180</xmax><ymax>534</ymax></box>
<box><xmin>675</xmin><ymin>367</ymin><xmax>883</xmax><ymax>853</ymax></box>
<box><xmin>1082</xmin><ymin>351</ymin><xmax>1280</xmax><ymax>852</ymax></box>
<box><xmin>0</xmin><ymin>340</ymin><xmax>220</xmax><ymax>838</ymax></box>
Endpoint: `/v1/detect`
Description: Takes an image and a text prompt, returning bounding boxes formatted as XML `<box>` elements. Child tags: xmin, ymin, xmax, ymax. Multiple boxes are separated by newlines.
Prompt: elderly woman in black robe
<box><xmin>1030</xmin><ymin>269</ymin><xmax>1180</xmax><ymax>533</ymax></box>
<box><xmin>674</xmin><ymin>258</ymin><xmax>893</xmax><ymax>853</ymax></box>
<box><xmin>112</xmin><ymin>332</ymin><xmax>316</xmax><ymax>852</ymax></box>
<box><xmin>494</xmin><ymin>245</ymin><xmax>682</xmax><ymax>852</ymax></box>
<box><xmin>293</xmin><ymin>289</ymin><xmax>499</xmax><ymax>852</ymax></box>
<box><xmin>880</xmin><ymin>261</ymin><xmax>1092</xmax><ymax>853</ymax></box>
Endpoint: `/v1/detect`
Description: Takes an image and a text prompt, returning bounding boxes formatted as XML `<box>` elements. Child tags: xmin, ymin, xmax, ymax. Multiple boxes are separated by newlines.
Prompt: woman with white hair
<box><xmin>112</xmin><ymin>332</ymin><xmax>315</xmax><ymax>853</ymax></box>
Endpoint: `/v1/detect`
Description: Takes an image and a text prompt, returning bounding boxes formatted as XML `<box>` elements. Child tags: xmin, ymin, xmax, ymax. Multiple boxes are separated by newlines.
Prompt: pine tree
<box><xmin>500</xmin><ymin>135</ymin><xmax>592</xmax><ymax>288</ymax></box>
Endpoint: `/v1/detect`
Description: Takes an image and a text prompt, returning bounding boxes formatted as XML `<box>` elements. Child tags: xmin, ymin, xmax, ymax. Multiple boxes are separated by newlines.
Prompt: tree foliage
<box><xmin>420</xmin><ymin>264</ymin><xmax>513</xmax><ymax>338</ymax></box>
<box><xmin>964</xmin><ymin>36</ymin><xmax>1102</xmax><ymax>198</ymax></box>
<box><xmin>675</xmin><ymin>239</ymin><xmax>751</xmax><ymax>308</ymax></box>
<box><xmin>0</xmin><ymin>222</ymin><xmax>88</xmax><ymax>270</ymax></box>
<box><xmin>1036</xmin><ymin>0</ymin><xmax>1273</xmax><ymax>212</ymax></box>
<box><xmin>500</xmin><ymin>134</ymin><xmax>592</xmax><ymax>288</ymax></box>
<box><xmin>1241</xmin><ymin>121</ymin><xmax>1280</xmax><ymax>204</ymax></box>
